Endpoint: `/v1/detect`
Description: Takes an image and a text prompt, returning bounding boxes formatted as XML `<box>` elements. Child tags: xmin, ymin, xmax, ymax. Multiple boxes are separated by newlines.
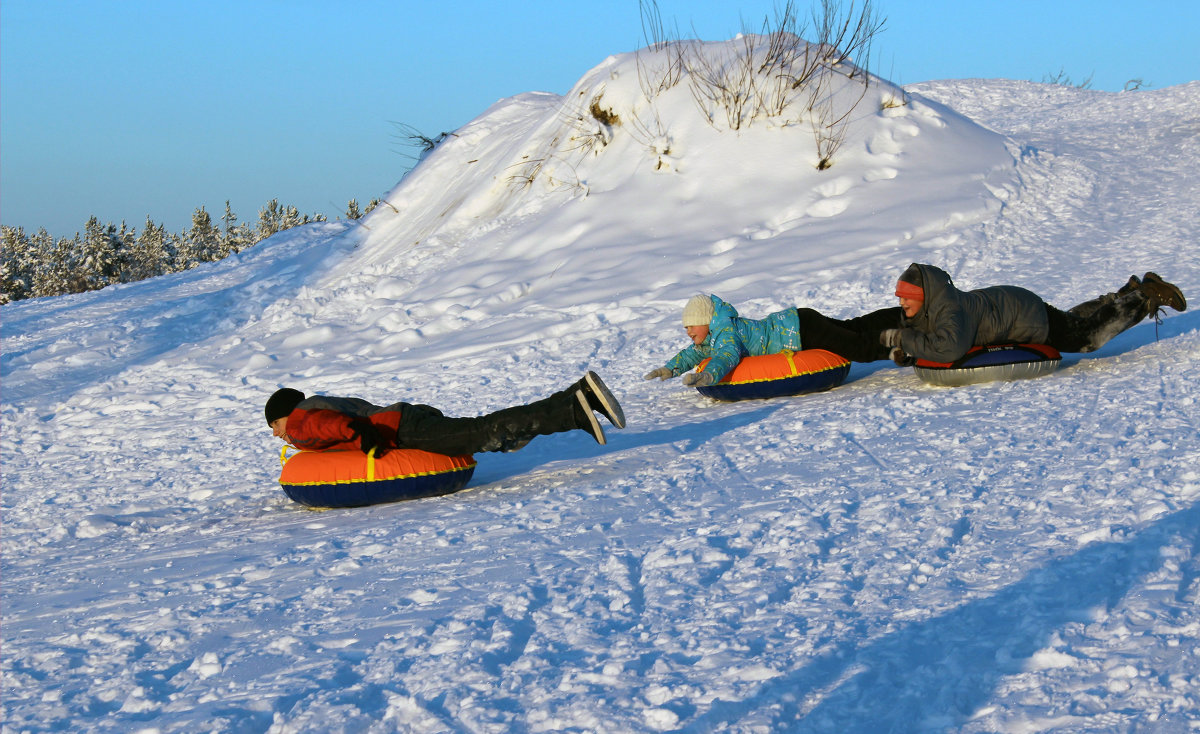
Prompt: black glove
<box><xmin>348</xmin><ymin>417</ymin><xmax>388</xmax><ymax>457</ymax></box>
<box><xmin>880</xmin><ymin>329</ymin><xmax>902</xmax><ymax>348</ymax></box>
<box><xmin>890</xmin><ymin>347</ymin><xmax>916</xmax><ymax>367</ymax></box>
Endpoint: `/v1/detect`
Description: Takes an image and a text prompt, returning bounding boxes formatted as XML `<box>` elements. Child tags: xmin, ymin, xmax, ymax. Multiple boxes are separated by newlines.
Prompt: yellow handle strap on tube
<box><xmin>782</xmin><ymin>349</ymin><xmax>799</xmax><ymax>376</ymax></box>
<box><xmin>367</xmin><ymin>447</ymin><xmax>377</xmax><ymax>481</ymax></box>
<box><xmin>279</xmin><ymin>444</ymin><xmax>299</xmax><ymax>467</ymax></box>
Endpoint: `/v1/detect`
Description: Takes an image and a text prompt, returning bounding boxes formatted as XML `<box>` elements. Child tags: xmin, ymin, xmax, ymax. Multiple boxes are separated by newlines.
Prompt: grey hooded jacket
<box><xmin>899</xmin><ymin>263</ymin><xmax>1049</xmax><ymax>362</ymax></box>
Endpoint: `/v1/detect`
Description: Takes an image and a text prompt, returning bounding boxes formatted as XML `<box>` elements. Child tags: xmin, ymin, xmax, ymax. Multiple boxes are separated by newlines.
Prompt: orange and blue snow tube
<box><xmin>695</xmin><ymin>349</ymin><xmax>851</xmax><ymax>401</ymax></box>
<box><xmin>279</xmin><ymin>446</ymin><xmax>476</xmax><ymax>508</ymax></box>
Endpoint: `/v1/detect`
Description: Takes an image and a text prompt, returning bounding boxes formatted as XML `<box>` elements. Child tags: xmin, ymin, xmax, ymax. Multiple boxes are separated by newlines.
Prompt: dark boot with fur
<box><xmin>1047</xmin><ymin>289</ymin><xmax>1154</xmax><ymax>353</ymax></box>
<box><xmin>1068</xmin><ymin>275</ymin><xmax>1141</xmax><ymax>319</ymax></box>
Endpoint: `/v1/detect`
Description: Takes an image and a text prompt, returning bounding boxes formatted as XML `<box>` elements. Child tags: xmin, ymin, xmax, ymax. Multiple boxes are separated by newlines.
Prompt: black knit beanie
<box><xmin>265</xmin><ymin>388</ymin><xmax>305</xmax><ymax>424</ymax></box>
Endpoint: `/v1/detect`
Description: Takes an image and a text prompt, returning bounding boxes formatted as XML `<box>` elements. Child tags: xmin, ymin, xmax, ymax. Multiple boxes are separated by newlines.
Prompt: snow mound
<box><xmin>317</xmin><ymin>38</ymin><xmax>1016</xmax><ymax>370</ymax></box>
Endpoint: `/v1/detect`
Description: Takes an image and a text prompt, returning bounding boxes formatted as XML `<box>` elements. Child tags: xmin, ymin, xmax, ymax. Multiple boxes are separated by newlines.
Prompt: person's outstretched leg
<box><xmin>1046</xmin><ymin>298</ymin><xmax>1145</xmax><ymax>352</ymax></box>
<box><xmin>1068</xmin><ymin>275</ymin><xmax>1140</xmax><ymax>319</ymax></box>
<box><xmin>1051</xmin><ymin>273</ymin><xmax>1186</xmax><ymax>352</ymax></box>
<box><xmin>835</xmin><ymin>306</ymin><xmax>904</xmax><ymax>334</ymax></box>
<box><xmin>795</xmin><ymin>307</ymin><xmax>899</xmax><ymax>362</ymax></box>
<box><xmin>393</xmin><ymin>376</ymin><xmax>617</xmax><ymax>455</ymax></box>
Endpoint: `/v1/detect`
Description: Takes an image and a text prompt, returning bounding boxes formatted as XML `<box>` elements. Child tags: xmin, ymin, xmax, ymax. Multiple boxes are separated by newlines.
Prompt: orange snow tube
<box><xmin>695</xmin><ymin>349</ymin><xmax>851</xmax><ymax>401</ymax></box>
<box><xmin>279</xmin><ymin>447</ymin><xmax>476</xmax><ymax>508</ymax></box>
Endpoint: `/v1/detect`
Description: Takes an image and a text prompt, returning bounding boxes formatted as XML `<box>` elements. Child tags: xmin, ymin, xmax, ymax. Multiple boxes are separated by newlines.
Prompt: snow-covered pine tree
<box><xmin>279</xmin><ymin>203</ymin><xmax>305</xmax><ymax>232</ymax></box>
<box><xmin>31</xmin><ymin>231</ymin><xmax>80</xmax><ymax>297</ymax></box>
<box><xmin>114</xmin><ymin>221</ymin><xmax>135</xmax><ymax>283</ymax></box>
<box><xmin>124</xmin><ymin>216</ymin><xmax>172</xmax><ymax>281</ymax></box>
<box><xmin>25</xmin><ymin>229</ymin><xmax>54</xmax><ymax>298</ymax></box>
<box><xmin>220</xmin><ymin>200</ymin><xmax>251</xmax><ymax>257</ymax></box>
<box><xmin>0</xmin><ymin>226</ymin><xmax>33</xmax><ymax>304</ymax></box>
<box><xmin>178</xmin><ymin>206</ymin><xmax>221</xmax><ymax>269</ymax></box>
<box><xmin>256</xmin><ymin>199</ymin><xmax>285</xmax><ymax>241</ymax></box>
<box><xmin>77</xmin><ymin>216</ymin><xmax>121</xmax><ymax>291</ymax></box>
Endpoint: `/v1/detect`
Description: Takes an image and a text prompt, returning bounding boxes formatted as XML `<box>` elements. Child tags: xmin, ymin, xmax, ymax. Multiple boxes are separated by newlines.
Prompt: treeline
<box><xmin>0</xmin><ymin>197</ymin><xmax>378</xmax><ymax>304</ymax></box>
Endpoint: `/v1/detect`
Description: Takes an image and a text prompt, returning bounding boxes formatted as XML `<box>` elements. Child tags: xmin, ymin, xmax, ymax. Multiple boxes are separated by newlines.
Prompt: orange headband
<box><xmin>895</xmin><ymin>280</ymin><xmax>924</xmax><ymax>301</ymax></box>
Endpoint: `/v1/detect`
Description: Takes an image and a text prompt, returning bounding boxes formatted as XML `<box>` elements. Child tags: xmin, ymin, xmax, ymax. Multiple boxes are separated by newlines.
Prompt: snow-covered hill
<box><xmin>3</xmin><ymin>38</ymin><xmax>1198</xmax><ymax>732</ymax></box>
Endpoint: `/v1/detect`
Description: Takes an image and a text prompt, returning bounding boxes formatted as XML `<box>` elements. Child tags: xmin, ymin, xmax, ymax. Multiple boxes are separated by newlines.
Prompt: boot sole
<box><xmin>584</xmin><ymin>371</ymin><xmax>626</xmax><ymax>428</ymax></box>
<box><xmin>576</xmin><ymin>391</ymin><xmax>606</xmax><ymax>445</ymax></box>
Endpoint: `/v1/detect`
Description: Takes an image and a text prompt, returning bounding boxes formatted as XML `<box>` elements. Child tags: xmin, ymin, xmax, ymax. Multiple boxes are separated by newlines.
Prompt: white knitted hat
<box><xmin>682</xmin><ymin>294</ymin><xmax>714</xmax><ymax>326</ymax></box>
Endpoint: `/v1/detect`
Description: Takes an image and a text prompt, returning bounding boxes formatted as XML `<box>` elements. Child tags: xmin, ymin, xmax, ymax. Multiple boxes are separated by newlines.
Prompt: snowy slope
<box><xmin>3</xmin><ymin>38</ymin><xmax>1199</xmax><ymax>733</ymax></box>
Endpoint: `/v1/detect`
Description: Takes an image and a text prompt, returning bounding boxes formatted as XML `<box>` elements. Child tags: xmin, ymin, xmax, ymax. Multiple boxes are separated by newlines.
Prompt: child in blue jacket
<box><xmin>644</xmin><ymin>294</ymin><xmax>898</xmax><ymax>386</ymax></box>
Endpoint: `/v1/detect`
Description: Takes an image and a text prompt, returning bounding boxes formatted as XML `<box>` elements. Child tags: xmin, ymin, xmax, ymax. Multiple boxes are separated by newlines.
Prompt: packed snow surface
<box><xmin>3</xmin><ymin>39</ymin><xmax>1199</xmax><ymax>732</ymax></box>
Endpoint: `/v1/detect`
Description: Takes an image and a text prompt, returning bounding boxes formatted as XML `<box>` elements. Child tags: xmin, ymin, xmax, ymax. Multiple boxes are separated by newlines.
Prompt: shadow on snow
<box><xmin>686</xmin><ymin>501</ymin><xmax>1200</xmax><ymax>732</ymax></box>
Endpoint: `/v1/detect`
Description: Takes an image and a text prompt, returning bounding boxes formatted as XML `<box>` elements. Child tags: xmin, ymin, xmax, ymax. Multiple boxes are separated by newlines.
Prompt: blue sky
<box><xmin>2</xmin><ymin>0</ymin><xmax>1197</xmax><ymax>238</ymax></box>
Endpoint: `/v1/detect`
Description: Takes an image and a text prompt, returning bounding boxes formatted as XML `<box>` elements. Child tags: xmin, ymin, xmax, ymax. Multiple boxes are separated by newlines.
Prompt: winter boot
<box><xmin>576</xmin><ymin>371</ymin><xmax>626</xmax><ymax>428</ymax></box>
<box><xmin>485</xmin><ymin>387</ymin><xmax>606</xmax><ymax>450</ymax></box>
<box><xmin>1117</xmin><ymin>274</ymin><xmax>1141</xmax><ymax>295</ymax></box>
<box><xmin>1140</xmin><ymin>272</ymin><xmax>1186</xmax><ymax>312</ymax></box>
<box><xmin>573</xmin><ymin>390</ymin><xmax>607</xmax><ymax>445</ymax></box>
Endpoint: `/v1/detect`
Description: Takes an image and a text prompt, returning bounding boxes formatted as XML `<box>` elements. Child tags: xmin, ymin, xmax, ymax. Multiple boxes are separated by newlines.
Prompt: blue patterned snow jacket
<box><xmin>664</xmin><ymin>295</ymin><xmax>802</xmax><ymax>383</ymax></box>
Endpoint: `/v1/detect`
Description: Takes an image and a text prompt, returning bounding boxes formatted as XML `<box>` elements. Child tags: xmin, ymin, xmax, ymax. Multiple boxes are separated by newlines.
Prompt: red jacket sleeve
<box><xmin>285</xmin><ymin>408</ymin><xmax>359</xmax><ymax>451</ymax></box>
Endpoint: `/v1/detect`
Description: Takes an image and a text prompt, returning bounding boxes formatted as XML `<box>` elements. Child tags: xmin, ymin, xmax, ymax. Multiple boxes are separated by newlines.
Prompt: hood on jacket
<box><xmin>709</xmin><ymin>294</ymin><xmax>738</xmax><ymax>322</ymax></box>
<box><xmin>903</xmin><ymin>263</ymin><xmax>957</xmax><ymax>319</ymax></box>
<box><xmin>705</xmin><ymin>295</ymin><xmax>738</xmax><ymax>344</ymax></box>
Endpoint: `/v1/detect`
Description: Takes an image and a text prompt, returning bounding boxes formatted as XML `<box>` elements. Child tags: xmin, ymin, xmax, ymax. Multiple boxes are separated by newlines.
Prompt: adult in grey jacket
<box><xmin>880</xmin><ymin>263</ymin><xmax>1186</xmax><ymax>364</ymax></box>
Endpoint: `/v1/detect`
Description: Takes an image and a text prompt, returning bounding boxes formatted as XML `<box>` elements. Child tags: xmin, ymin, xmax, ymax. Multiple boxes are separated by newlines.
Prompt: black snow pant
<box><xmin>392</xmin><ymin>385</ymin><xmax>584</xmax><ymax>456</ymax></box>
<box><xmin>795</xmin><ymin>306</ymin><xmax>903</xmax><ymax>362</ymax></box>
<box><xmin>1046</xmin><ymin>289</ymin><xmax>1152</xmax><ymax>353</ymax></box>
